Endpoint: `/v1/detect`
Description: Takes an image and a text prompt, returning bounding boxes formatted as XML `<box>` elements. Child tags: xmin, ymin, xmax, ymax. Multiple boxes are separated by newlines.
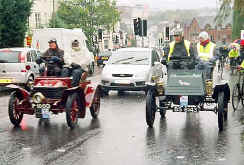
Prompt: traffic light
<box><xmin>133</xmin><ymin>18</ymin><xmax>139</xmax><ymax>35</ymax></box>
<box><xmin>98</xmin><ymin>29</ymin><xmax>103</xmax><ymax>40</ymax></box>
<box><xmin>165</xmin><ymin>26</ymin><xmax>170</xmax><ymax>41</ymax></box>
<box><xmin>115</xmin><ymin>35</ymin><xmax>119</xmax><ymax>43</ymax></box>
<box><xmin>138</xmin><ymin>18</ymin><xmax>142</xmax><ymax>36</ymax></box>
<box><xmin>143</xmin><ymin>20</ymin><xmax>147</xmax><ymax>37</ymax></box>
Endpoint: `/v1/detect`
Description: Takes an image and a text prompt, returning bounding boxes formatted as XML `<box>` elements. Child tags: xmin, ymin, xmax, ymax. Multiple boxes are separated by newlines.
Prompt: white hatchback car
<box><xmin>101</xmin><ymin>48</ymin><xmax>163</xmax><ymax>95</ymax></box>
<box><xmin>0</xmin><ymin>48</ymin><xmax>41</xmax><ymax>89</ymax></box>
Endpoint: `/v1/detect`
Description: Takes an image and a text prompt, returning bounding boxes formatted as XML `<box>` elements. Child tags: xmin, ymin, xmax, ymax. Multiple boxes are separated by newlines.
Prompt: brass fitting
<box><xmin>205</xmin><ymin>79</ymin><xmax>213</xmax><ymax>96</ymax></box>
<box><xmin>156</xmin><ymin>80</ymin><xmax>164</xmax><ymax>95</ymax></box>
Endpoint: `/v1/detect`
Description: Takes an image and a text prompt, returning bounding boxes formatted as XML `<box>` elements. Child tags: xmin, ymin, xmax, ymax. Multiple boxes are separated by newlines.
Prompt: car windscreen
<box><xmin>0</xmin><ymin>51</ymin><xmax>20</xmax><ymax>63</ymax></box>
<box><xmin>108</xmin><ymin>50</ymin><xmax>150</xmax><ymax>65</ymax></box>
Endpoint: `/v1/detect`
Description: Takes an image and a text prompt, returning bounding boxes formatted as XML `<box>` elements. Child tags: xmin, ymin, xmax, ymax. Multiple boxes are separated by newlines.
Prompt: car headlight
<box><xmin>32</xmin><ymin>92</ymin><xmax>45</xmax><ymax>104</ymax></box>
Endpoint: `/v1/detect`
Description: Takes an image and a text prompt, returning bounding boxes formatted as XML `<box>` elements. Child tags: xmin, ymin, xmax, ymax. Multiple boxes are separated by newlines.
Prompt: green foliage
<box><xmin>214</xmin><ymin>0</ymin><xmax>232</xmax><ymax>25</ymax></box>
<box><xmin>0</xmin><ymin>0</ymin><xmax>32</xmax><ymax>48</ymax></box>
<box><xmin>216</xmin><ymin>0</ymin><xmax>244</xmax><ymax>40</ymax></box>
<box><xmin>232</xmin><ymin>10</ymin><xmax>244</xmax><ymax>40</ymax></box>
<box><xmin>49</xmin><ymin>0</ymin><xmax>120</xmax><ymax>50</ymax></box>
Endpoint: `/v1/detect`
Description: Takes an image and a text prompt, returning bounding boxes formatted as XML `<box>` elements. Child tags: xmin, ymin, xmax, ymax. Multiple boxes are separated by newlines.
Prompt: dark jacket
<box><xmin>169</xmin><ymin>40</ymin><xmax>195</xmax><ymax>60</ymax></box>
<box><xmin>42</xmin><ymin>48</ymin><xmax>64</xmax><ymax>67</ymax></box>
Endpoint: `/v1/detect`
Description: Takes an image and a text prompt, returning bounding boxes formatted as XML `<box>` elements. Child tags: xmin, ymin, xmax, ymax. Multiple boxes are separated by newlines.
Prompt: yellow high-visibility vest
<box><xmin>168</xmin><ymin>40</ymin><xmax>190</xmax><ymax>61</ymax></box>
<box><xmin>197</xmin><ymin>42</ymin><xmax>216</xmax><ymax>61</ymax></box>
<box><xmin>228</xmin><ymin>49</ymin><xmax>239</xmax><ymax>58</ymax></box>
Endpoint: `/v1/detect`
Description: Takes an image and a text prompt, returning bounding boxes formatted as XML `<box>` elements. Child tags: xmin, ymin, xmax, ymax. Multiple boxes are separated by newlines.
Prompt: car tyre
<box><xmin>9</xmin><ymin>92</ymin><xmax>23</xmax><ymax>127</ymax></box>
<box><xmin>146</xmin><ymin>89</ymin><xmax>156</xmax><ymax>127</ymax></box>
<box><xmin>88</xmin><ymin>62</ymin><xmax>95</xmax><ymax>75</ymax></box>
<box><xmin>25</xmin><ymin>76</ymin><xmax>34</xmax><ymax>91</ymax></box>
<box><xmin>90</xmin><ymin>87</ymin><xmax>101</xmax><ymax>119</ymax></box>
<box><xmin>66</xmin><ymin>93</ymin><xmax>78</xmax><ymax>129</ymax></box>
<box><xmin>217</xmin><ymin>92</ymin><xmax>225</xmax><ymax>131</ymax></box>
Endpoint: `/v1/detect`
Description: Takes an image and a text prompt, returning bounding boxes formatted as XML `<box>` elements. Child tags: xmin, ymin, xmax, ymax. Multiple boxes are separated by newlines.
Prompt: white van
<box><xmin>31</xmin><ymin>28</ymin><xmax>95</xmax><ymax>74</ymax></box>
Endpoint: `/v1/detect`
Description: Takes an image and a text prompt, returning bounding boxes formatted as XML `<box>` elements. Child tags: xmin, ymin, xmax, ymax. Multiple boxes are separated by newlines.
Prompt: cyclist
<box><xmin>228</xmin><ymin>45</ymin><xmax>239</xmax><ymax>73</ymax></box>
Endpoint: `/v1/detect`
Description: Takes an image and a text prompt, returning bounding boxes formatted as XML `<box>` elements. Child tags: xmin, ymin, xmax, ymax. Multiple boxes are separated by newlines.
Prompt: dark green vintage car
<box><xmin>145</xmin><ymin>56</ymin><xmax>230</xmax><ymax>132</ymax></box>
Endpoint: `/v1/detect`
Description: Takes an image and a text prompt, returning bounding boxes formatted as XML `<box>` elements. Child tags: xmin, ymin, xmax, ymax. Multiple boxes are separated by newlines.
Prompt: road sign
<box><xmin>241</xmin><ymin>30</ymin><xmax>244</xmax><ymax>40</ymax></box>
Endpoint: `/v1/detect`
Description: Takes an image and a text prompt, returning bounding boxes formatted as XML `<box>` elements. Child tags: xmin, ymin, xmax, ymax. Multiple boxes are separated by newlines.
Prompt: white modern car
<box><xmin>0</xmin><ymin>47</ymin><xmax>41</xmax><ymax>90</ymax></box>
<box><xmin>101</xmin><ymin>47</ymin><xmax>163</xmax><ymax>95</ymax></box>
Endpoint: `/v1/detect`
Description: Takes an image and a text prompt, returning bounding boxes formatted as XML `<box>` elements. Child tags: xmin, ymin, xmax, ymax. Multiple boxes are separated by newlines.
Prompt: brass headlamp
<box><xmin>32</xmin><ymin>92</ymin><xmax>45</xmax><ymax>104</ymax></box>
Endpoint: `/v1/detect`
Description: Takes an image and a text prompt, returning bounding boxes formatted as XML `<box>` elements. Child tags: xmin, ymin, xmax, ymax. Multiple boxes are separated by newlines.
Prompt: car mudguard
<box><xmin>6</xmin><ymin>84</ymin><xmax>30</xmax><ymax>100</ymax></box>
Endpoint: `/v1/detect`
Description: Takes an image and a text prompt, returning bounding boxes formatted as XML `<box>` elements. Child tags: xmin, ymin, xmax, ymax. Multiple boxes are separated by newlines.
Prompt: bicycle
<box><xmin>232</xmin><ymin>66</ymin><xmax>244</xmax><ymax>111</ymax></box>
<box><xmin>229</xmin><ymin>57</ymin><xmax>239</xmax><ymax>75</ymax></box>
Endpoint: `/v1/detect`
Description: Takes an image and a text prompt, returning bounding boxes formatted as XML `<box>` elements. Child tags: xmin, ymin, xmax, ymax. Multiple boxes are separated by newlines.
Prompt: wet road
<box><xmin>0</xmin><ymin>66</ymin><xmax>244</xmax><ymax>165</ymax></box>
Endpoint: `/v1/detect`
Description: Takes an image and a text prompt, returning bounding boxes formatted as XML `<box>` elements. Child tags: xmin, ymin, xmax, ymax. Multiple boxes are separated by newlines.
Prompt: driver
<box><xmin>167</xmin><ymin>28</ymin><xmax>195</xmax><ymax>61</ymax></box>
<box><xmin>37</xmin><ymin>38</ymin><xmax>64</xmax><ymax>76</ymax></box>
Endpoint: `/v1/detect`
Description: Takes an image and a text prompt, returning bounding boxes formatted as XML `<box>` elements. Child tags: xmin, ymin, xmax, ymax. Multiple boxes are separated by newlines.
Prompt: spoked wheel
<box><xmin>232</xmin><ymin>84</ymin><xmax>240</xmax><ymax>111</ymax></box>
<box><xmin>9</xmin><ymin>92</ymin><xmax>23</xmax><ymax>127</ymax></box>
<box><xmin>241</xmin><ymin>81</ymin><xmax>244</xmax><ymax>106</ymax></box>
<box><xmin>217</xmin><ymin>92</ymin><xmax>225</xmax><ymax>131</ymax></box>
<box><xmin>90</xmin><ymin>88</ymin><xmax>101</xmax><ymax>119</ymax></box>
<box><xmin>146</xmin><ymin>89</ymin><xmax>156</xmax><ymax>127</ymax></box>
<box><xmin>66</xmin><ymin>93</ymin><xmax>79</xmax><ymax>129</ymax></box>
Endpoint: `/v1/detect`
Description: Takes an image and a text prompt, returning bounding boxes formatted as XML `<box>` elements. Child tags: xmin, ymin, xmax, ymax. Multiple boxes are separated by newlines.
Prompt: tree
<box><xmin>215</xmin><ymin>0</ymin><xmax>244</xmax><ymax>40</ymax></box>
<box><xmin>50</xmin><ymin>0</ymin><xmax>120</xmax><ymax>51</ymax></box>
<box><xmin>0</xmin><ymin>0</ymin><xmax>32</xmax><ymax>48</ymax></box>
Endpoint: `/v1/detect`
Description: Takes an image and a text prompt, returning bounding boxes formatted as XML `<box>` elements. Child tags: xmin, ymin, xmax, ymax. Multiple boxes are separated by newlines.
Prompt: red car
<box><xmin>7</xmin><ymin>67</ymin><xmax>101</xmax><ymax>129</ymax></box>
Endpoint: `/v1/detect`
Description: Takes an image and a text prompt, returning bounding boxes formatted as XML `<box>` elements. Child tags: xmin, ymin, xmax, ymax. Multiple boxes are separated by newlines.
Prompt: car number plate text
<box><xmin>32</xmin><ymin>104</ymin><xmax>51</xmax><ymax>118</ymax></box>
<box><xmin>180</xmin><ymin>96</ymin><xmax>188</xmax><ymax>107</ymax></box>
<box><xmin>115</xmin><ymin>80</ymin><xmax>130</xmax><ymax>84</ymax></box>
<box><xmin>0</xmin><ymin>79</ymin><xmax>12</xmax><ymax>83</ymax></box>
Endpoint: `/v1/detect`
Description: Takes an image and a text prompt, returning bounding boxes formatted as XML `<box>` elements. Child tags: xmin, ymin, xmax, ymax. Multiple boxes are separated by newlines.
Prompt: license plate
<box><xmin>180</xmin><ymin>96</ymin><xmax>188</xmax><ymax>107</ymax></box>
<box><xmin>115</xmin><ymin>80</ymin><xmax>130</xmax><ymax>84</ymax></box>
<box><xmin>33</xmin><ymin>104</ymin><xmax>51</xmax><ymax>118</ymax></box>
<box><xmin>0</xmin><ymin>79</ymin><xmax>12</xmax><ymax>83</ymax></box>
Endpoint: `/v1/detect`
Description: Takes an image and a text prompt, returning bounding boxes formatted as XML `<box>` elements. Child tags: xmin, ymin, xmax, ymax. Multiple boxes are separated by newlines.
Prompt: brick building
<box><xmin>183</xmin><ymin>17</ymin><xmax>232</xmax><ymax>44</ymax></box>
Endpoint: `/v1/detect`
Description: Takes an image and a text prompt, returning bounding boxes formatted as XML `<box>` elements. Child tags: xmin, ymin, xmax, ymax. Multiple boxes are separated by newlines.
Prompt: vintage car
<box><xmin>146</xmin><ymin>56</ymin><xmax>230</xmax><ymax>131</ymax></box>
<box><xmin>7</xmin><ymin>59</ymin><xmax>101</xmax><ymax>129</ymax></box>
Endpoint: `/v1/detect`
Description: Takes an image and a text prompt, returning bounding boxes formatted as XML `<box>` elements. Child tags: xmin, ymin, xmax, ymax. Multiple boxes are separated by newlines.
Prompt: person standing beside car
<box><xmin>38</xmin><ymin>38</ymin><xmax>64</xmax><ymax>76</ymax></box>
<box><xmin>61</xmin><ymin>40</ymin><xmax>87</xmax><ymax>87</ymax></box>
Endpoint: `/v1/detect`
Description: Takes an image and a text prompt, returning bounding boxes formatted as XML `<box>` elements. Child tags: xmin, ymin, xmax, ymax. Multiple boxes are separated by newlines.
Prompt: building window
<box><xmin>35</xmin><ymin>13</ymin><xmax>41</xmax><ymax>28</ymax></box>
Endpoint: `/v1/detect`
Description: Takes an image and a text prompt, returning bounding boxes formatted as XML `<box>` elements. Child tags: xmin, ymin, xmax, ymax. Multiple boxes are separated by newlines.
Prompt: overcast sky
<box><xmin>116</xmin><ymin>0</ymin><xmax>218</xmax><ymax>9</ymax></box>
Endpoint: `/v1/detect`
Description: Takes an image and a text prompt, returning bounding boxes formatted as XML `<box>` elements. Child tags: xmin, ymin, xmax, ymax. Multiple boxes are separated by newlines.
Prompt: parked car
<box><xmin>100</xmin><ymin>48</ymin><xmax>163</xmax><ymax>95</ymax></box>
<box><xmin>0</xmin><ymin>48</ymin><xmax>41</xmax><ymax>90</ymax></box>
<box><xmin>96</xmin><ymin>51</ymin><xmax>112</xmax><ymax>66</ymax></box>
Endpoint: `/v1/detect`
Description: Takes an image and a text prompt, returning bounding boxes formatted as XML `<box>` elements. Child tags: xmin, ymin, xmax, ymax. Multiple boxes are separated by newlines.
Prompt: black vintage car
<box><xmin>146</xmin><ymin>56</ymin><xmax>230</xmax><ymax>131</ymax></box>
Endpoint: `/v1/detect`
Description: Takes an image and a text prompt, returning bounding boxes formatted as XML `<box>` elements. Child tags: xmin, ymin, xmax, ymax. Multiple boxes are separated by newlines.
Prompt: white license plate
<box><xmin>33</xmin><ymin>104</ymin><xmax>51</xmax><ymax>118</ymax></box>
<box><xmin>115</xmin><ymin>80</ymin><xmax>130</xmax><ymax>84</ymax></box>
<box><xmin>42</xmin><ymin>108</ymin><xmax>50</xmax><ymax>119</ymax></box>
<box><xmin>180</xmin><ymin>96</ymin><xmax>188</xmax><ymax>107</ymax></box>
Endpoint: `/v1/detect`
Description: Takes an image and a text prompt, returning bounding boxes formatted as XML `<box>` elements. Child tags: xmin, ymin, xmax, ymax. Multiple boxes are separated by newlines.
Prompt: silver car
<box><xmin>101</xmin><ymin>48</ymin><xmax>163</xmax><ymax>95</ymax></box>
<box><xmin>0</xmin><ymin>48</ymin><xmax>41</xmax><ymax>89</ymax></box>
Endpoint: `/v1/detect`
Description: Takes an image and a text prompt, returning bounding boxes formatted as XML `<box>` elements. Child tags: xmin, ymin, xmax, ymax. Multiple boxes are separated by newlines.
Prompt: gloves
<box><xmin>50</xmin><ymin>56</ymin><xmax>61</xmax><ymax>63</ymax></box>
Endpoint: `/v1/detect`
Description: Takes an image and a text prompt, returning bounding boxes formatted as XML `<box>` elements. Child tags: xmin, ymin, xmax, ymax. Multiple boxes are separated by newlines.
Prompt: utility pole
<box><xmin>52</xmin><ymin>0</ymin><xmax>55</xmax><ymax>27</ymax></box>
